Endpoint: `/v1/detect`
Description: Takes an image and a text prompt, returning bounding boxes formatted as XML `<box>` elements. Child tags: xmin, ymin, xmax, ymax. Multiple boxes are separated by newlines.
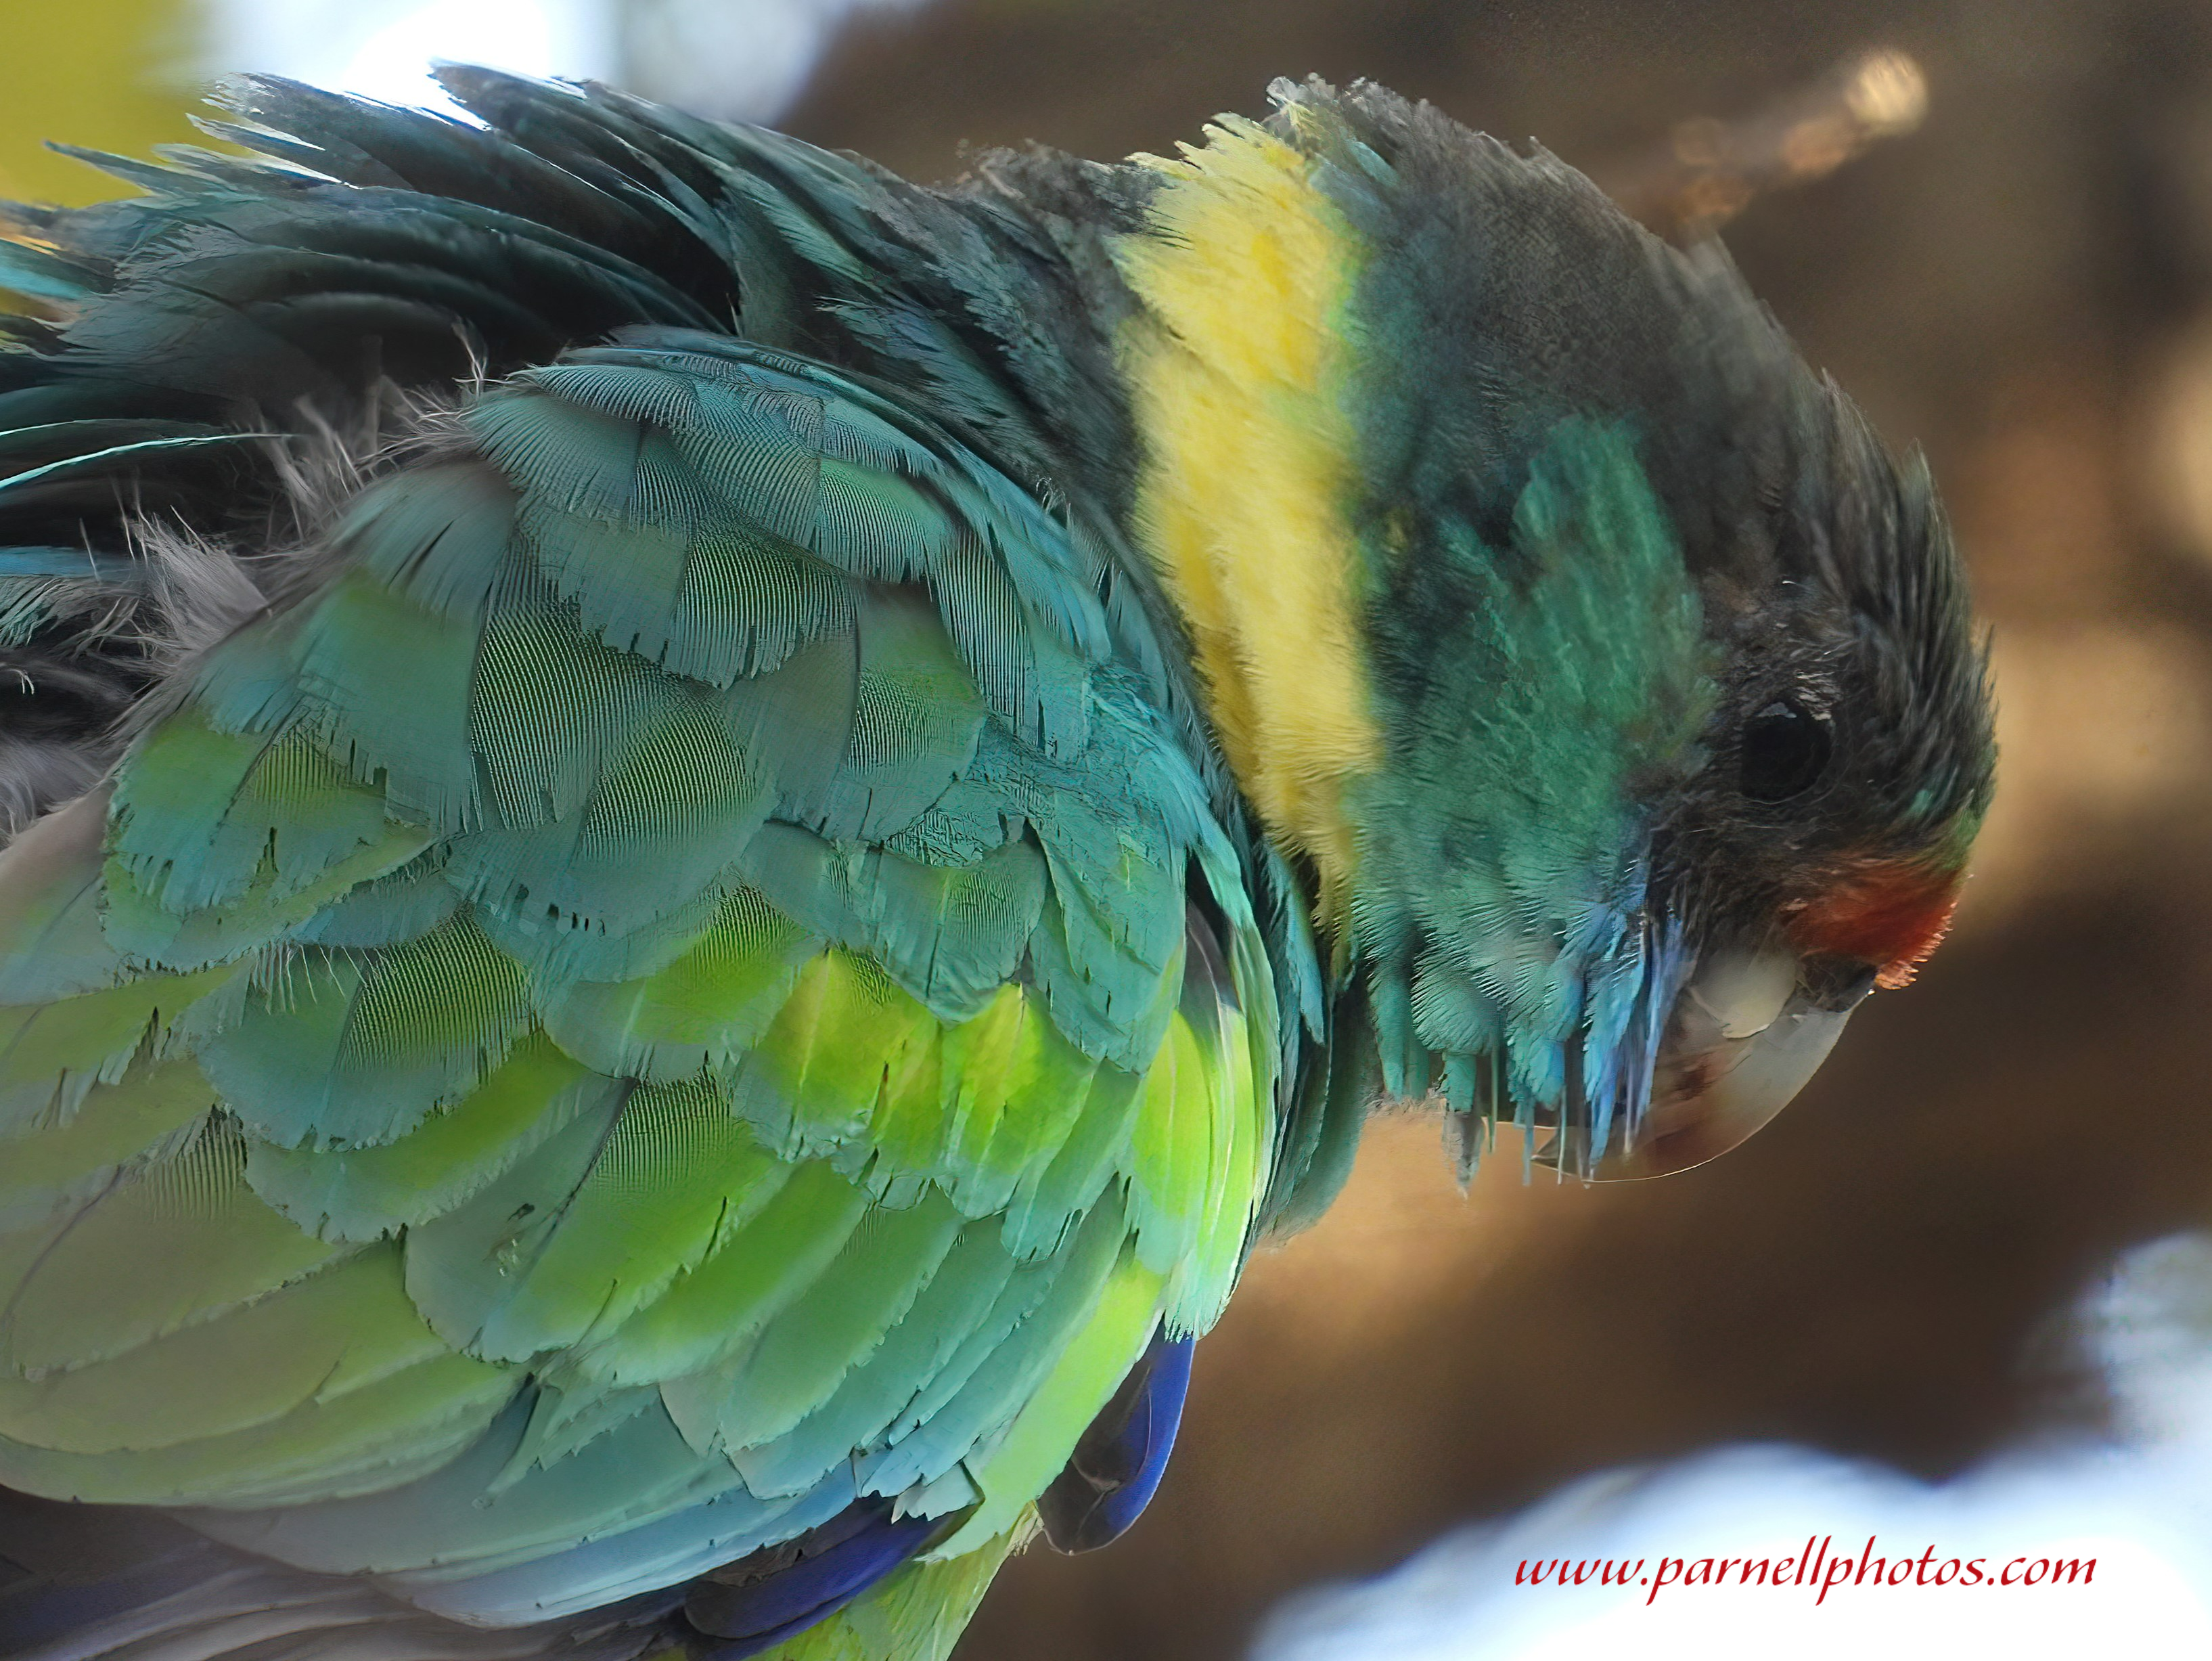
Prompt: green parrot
<box><xmin>0</xmin><ymin>70</ymin><xmax>1993</xmax><ymax>1661</ymax></box>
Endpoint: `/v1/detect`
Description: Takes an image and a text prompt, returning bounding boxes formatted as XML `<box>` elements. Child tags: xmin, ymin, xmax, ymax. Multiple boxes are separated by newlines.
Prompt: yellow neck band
<box><xmin>1113</xmin><ymin>116</ymin><xmax>1381</xmax><ymax>923</ymax></box>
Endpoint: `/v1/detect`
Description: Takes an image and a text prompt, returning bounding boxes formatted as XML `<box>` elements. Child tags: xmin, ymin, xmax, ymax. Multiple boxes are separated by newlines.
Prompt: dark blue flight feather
<box><xmin>681</xmin><ymin>1500</ymin><xmax>939</xmax><ymax>1657</ymax></box>
<box><xmin>1036</xmin><ymin>1333</ymin><xmax>1195</xmax><ymax>1553</ymax></box>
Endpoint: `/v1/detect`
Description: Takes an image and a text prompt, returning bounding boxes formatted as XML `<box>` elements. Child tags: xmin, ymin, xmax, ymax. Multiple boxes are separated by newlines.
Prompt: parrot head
<box><xmin>1110</xmin><ymin>80</ymin><xmax>1995</xmax><ymax>1176</ymax></box>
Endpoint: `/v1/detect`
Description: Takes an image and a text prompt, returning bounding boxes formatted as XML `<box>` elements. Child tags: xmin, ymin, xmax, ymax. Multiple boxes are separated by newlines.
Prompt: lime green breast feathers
<box><xmin>0</xmin><ymin>334</ymin><xmax>1282</xmax><ymax>1656</ymax></box>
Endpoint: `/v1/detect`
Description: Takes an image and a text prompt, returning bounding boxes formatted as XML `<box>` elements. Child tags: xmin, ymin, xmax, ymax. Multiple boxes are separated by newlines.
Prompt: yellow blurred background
<box><xmin>1</xmin><ymin>0</ymin><xmax>200</xmax><ymax>203</ymax></box>
<box><xmin>10</xmin><ymin>1</ymin><xmax>2212</xmax><ymax>1656</ymax></box>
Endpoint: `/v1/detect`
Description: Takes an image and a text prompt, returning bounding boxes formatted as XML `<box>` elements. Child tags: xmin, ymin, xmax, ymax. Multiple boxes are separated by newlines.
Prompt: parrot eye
<box><xmin>1740</xmin><ymin>699</ymin><xmax>1832</xmax><ymax>801</ymax></box>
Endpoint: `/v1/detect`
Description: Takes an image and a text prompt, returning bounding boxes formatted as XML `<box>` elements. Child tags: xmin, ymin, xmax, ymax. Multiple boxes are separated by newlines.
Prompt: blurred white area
<box><xmin>202</xmin><ymin>0</ymin><xmax>617</xmax><ymax>110</ymax></box>
<box><xmin>1255</xmin><ymin>1234</ymin><xmax>2212</xmax><ymax>1660</ymax></box>
<box><xmin>201</xmin><ymin>0</ymin><xmax>929</xmax><ymax>121</ymax></box>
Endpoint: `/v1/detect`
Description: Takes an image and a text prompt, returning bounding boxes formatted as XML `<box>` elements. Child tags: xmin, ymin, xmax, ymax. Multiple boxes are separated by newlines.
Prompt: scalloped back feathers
<box><xmin>0</xmin><ymin>71</ymin><xmax>1320</xmax><ymax>1661</ymax></box>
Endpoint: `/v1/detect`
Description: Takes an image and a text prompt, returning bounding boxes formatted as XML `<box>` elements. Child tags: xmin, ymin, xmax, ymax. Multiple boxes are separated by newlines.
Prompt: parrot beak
<box><xmin>1594</xmin><ymin>950</ymin><xmax>1877</xmax><ymax>1180</ymax></box>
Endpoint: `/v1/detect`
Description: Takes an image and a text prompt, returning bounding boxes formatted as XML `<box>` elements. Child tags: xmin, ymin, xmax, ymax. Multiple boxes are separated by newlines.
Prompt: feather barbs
<box><xmin>1114</xmin><ymin>117</ymin><xmax>1380</xmax><ymax>925</ymax></box>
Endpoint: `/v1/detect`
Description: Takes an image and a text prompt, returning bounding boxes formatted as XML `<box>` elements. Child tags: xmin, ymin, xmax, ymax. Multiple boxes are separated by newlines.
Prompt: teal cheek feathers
<box><xmin>1349</xmin><ymin>418</ymin><xmax>1715</xmax><ymax>1159</ymax></box>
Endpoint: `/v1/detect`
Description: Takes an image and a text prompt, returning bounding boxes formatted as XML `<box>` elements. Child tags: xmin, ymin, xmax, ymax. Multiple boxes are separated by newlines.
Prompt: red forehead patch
<box><xmin>1787</xmin><ymin>862</ymin><xmax>1964</xmax><ymax>990</ymax></box>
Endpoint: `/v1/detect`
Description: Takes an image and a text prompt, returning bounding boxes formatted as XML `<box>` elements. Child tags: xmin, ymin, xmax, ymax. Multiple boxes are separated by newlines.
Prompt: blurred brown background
<box><xmin>781</xmin><ymin>3</ymin><xmax>2212</xmax><ymax>1656</ymax></box>
<box><xmin>12</xmin><ymin>1</ymin><xmax>2212</xmax><ymax>1656</ymax></box>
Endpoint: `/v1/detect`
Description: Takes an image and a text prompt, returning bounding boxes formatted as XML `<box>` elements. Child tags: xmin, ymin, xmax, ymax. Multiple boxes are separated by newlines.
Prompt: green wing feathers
<box><xmin>0</xmin><ymin>334</ymin><xmax>1280</xmax><ymax>1630</ymax></box>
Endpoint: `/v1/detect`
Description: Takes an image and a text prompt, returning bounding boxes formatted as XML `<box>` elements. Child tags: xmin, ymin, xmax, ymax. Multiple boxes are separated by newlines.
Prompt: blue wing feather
<box><xmin>1036</xmin><ymin>1332</ymin><xmax>1194</xmax><ymax>1553</ymax></box>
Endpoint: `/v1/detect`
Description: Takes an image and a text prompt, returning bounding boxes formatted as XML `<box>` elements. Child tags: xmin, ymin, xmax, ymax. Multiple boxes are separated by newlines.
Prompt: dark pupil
<box><xmin>1740</xmin><ymin>699</ymin><xmax>1831</xmax><ymax>801</ymax></box>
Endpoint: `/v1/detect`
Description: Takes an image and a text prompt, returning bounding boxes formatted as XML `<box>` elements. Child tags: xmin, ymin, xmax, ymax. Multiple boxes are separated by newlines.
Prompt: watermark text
<box><xmin>1512</xmin><ymin>1536</ymin><xmax>2097</xmax><ymax>1605</ymax></box>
